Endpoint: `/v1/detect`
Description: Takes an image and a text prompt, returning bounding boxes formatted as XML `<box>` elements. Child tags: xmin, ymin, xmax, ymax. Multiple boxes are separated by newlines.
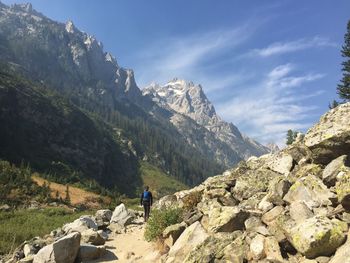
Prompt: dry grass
<box><xmin>32</xmin><ymin>175</ymin><xmax>111</xmax><ymax>209</ymax></box>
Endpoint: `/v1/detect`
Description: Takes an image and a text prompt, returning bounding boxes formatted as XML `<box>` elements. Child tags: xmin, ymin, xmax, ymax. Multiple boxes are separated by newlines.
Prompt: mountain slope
<box><xmin>0</xmin><ymin>2</ymin><xmax>225</xmax><ymax>187</ymax></box>
<box><xmin>143</xmin><ymin>79</ymin><xmax>269</xmax><ymax>166</ymax></box>
<box><xmin>0</xmin><ymin>69</ymin><xmax>141</xmax><ymax>195</ymax></box>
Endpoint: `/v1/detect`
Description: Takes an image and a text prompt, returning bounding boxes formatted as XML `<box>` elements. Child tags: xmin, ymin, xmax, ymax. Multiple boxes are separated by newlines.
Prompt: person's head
<box><xmin>144</xmin><ymin>185</ymin><xmax>149</xmax><ymax>191</ymax></box>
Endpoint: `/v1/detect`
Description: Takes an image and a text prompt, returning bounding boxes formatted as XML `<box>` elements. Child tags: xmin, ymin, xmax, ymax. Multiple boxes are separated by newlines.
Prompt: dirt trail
<box><xmin>87</xmin><ymin>224</ymin><xmax>162</xmax><ymax>263</ymax></box>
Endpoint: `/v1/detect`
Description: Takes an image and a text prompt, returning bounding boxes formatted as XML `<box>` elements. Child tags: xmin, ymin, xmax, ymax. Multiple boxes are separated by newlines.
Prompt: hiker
<box><xmin>140</xmin><ymin>186</ymin><xmax>153</xmax><ymax>222</ymax></box>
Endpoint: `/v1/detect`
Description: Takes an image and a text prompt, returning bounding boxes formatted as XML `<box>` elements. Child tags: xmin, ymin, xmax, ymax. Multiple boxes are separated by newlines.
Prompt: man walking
<box><xmin>140</xmin><ymin>186</ymin><xmax>153</xmax><ymax>222</ymax></box>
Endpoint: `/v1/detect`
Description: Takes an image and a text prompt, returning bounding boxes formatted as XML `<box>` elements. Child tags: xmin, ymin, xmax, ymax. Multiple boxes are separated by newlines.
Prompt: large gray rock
<box><xmin>202</xmin><ymin>206</ymin><xmax>249</xmax><ymax>233</ymax></box>
<box><xmin>266</xmin><ymin>152</ymin><xmax>294</xmax><ymax>176</ymax></box>
<box><xmin>110</xmin><ymin>203</ymin><xmax>135</xmax><ymax>227</ymax></box>
<box><xmin>329</xmin><ymin>231</ymin><xmax>350</xmax><ymax>263</ymax></box>
<box><xmin>33</xmin><ymin>232</ymin><xmax>81</xmax><ymax>263</ymax></box>
<box><xmin>249</xmin><ymin>234</ymin><xmax>265</xmax><ymax>260</ymax></box>
<box><xmin>266</xmin><ymin>176</ymin><xmax>292</xmax><ymax>205</ymax></box>
<box><xmin>323</xmin><ymin>155</ymin><xmax>349</xmax><ymax>186</ymax></box>
<box><xmin>289</xmin><ymin>201</ymin><xmax>313</xmax><ymax>223</ymax></box>
<box><xmin>304</xmin><ymin>102</ymin><xmax>350</xmax><ymax>164</ymax></box>
<box><xmin>77</xmin><ymin>244</ymin><xmax>106</xmax><ymax>261</ymax></box>
<box><xmin>81</xmin><ymin>229</ymin><xmax>105</xmax><ymax>245</ymax></box>
<box><xmin>335</xmin><ymin>168</ymin><xmax>350</xmax><ymax>210</ymax></box>
<box><xmin>283</xmin><ymin>174</ymin><xmax>334</xmax><ymax>208</ymax></box>
<box><xmin>165</xmin><ymin>221</ymin><xmax>209</xmax><ymax>263</ymax></box>
<box><xmin>286</xmin><ymin>216</ymin><xmax>347</xmax><ymax>258</ymax></box>
<box><xmin>62</xmin><ymin>215</ymin><xmax>97</xmax><ymax>234</ymax></box>
<box><xmin>163</xmin><ymin>222</ymin><xmax>187</xmax><ymax>247</ymax></box>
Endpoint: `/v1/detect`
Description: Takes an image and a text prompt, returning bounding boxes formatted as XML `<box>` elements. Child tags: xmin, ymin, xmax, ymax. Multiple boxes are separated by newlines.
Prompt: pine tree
<box><xmin>286</xmin><ymin>129</ymin><xmax>298</xmax><ymax>145</ymax></box>
<box><xmin>328</xmin><ymin>100</ymin><xmax>340</xmax><ymax>109</ymax></box>
<box><xmin>337</xmin><ymin>20</ymin><xmax>350</xmax><ymax>101</ymax></box>
<box><xmin>65</xmin><ymin>185</ymin><xmax>71</xmax><ymax>204</ymax></box>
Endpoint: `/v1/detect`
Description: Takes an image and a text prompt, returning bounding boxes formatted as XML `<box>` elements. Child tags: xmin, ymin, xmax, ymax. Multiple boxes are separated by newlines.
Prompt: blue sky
<box><xmin>3</xmin><ymin>0</ymin><xmax>350</xmax><ymax>145</ymax></box>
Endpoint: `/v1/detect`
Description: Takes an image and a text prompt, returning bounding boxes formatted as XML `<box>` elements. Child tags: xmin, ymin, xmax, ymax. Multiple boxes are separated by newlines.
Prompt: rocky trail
<box><xmin>87</xmin><ymin>224</ymin><xmax>161</xmax><ymax>263</ymax></box>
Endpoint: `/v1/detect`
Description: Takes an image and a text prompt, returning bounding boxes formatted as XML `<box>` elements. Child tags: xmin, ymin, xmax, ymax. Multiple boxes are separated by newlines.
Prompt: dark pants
<box><xmin>143</xmin><ymin>201</ymin><xmax>151</xmax><ymax>222</ymax></box>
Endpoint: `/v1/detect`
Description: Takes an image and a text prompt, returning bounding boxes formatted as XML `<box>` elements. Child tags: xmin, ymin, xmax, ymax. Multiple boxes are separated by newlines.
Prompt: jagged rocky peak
<box><xmin>65</xmin><ymin>20</ymin><xmax>76</xmax><ymax>34</ymax></box>
<box><xmin>144</xmin><ymin>78</ymin><xmax>269</xmax><ymax>163</ymax></box>
<box><xmin>144</xmin><ymin>78</ymin><xmax>217</xmax><ymax>122</ymax></box>
<box><xmin>11</xmin><ymin>2</ymin><xmax>33</xmax><ymax>12</ymax></box>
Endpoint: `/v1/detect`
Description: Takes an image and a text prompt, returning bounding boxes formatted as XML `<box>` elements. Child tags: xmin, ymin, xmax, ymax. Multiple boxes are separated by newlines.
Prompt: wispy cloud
<box><xmin>133</xmin><ymin>24</ymin><xmax>254</xmax><ymax>87</ymax></box>
<box><xmin>216</xmin><ymin>64</ymin><xmax>325</xmax><ymax>146</ymax></box>
<box><xmin>250</xmin><ymin>36</ymin><xmax>337</xmax><ymax>57</ymax></box>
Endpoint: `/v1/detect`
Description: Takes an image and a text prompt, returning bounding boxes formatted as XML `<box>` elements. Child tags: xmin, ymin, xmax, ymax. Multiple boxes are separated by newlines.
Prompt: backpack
<box><xmin>143</xmin><ymin>191</ymin><xmax>151</xmax><ymax>202</ymax></box>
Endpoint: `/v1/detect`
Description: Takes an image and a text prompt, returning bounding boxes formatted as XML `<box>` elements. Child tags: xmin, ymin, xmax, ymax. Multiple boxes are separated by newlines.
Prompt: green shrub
<box><xmin>144</xmin><ymin>207</ymin><xmax>183</xmax><ymax>242</ymax></box>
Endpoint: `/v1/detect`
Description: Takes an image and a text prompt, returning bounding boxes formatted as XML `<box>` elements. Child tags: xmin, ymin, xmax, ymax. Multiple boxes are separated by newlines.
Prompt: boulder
<box><xmin>283</xmin><ymin>174</ymin><xmax>334</xmax><ymax>208</ymax></box>
<box><xmin>244</xmin><ymin>216</ymin><xmax>263</xmax><ymax>232</ymax></box>
<box><xmin>335</xmin><ymin>168</ymin><xmax>350</xmax><ymax>210</ymax></box>
<box><xmin>62</xmin><ymin>215</ymin><xmax>97</xmax><ymax>234</ymax></box>
<box><xmin>183</xmin><ymin>209</ymin><xmax>203</xmax><ymax>226</ymax></box>
<box><xmin>262</xmin><ymin>206</ymin><xmax>284</xmax><ymax>225</ymax></box>
<box><xmin>81</xmin><ymin>229</ymin><xmax>105</xmax><ymax>245</ymax></box>
<box><xmin>165</xmin><ymin>221</ymin><xmax>209</xmax><ymax>263</ymax></box>
<box><xmin>203</xmin><ymin>206</ymin><xmax>249</xmax><ymax>233</ymax></box>
<box><xmin>110</xmin><ymin>203</ymin><xmax>135</xmax><ymax>227</ymax></box>
<box><xmin>163</xmin><ymin>222</ymin><xmax>187</xmax><ymax>247</ymax></box>
<box><xmin>264</xmin><ymin>236</ymin><xmax>284</xmax><ymax>263</ymax></box>
<box><xmin>249</xmin><ymin>234</ymin><xmax>265</xmax><ymax>260</ymax></box>
<box><xmin>154</xmin><ymin>194</ymin><xmax>178</xmax><ymax>209</ymax></box>
<box><xmin>77</xmin><ymin>244</ymin><xmax>106</xmax><ymax>261</ymax></box>
<box><xmin>329</xmin><ymin>231</ymin><xmax>350</xmax><ymax>263</ymax></box>
<box><xmin>304</xmin><ymin>102</ymin><xmax>350</xmax><ymax>164</ymax></box>
<box><xmin>266</xmin><ymin>176</ymin><xmax>292</xmax><ymax>205</ymax></box>
<box><xmin>258</xmin><ymin>195</ymin><xmax>273</xmax><ymax>212</ymax></box>
<box><xmin>266</xmin><ymin>152</ymin><xmax>294</xmax><ymax>176</ymax></box>
<box><xmin>289</xmin><ymin>201</ymin><xmax>314</xmax><ymax>223</ymax></box>
<box><xmin>95</xmin><ymin>209</ymin><xmax>112</xmax><ymax>222</ymax></box>
<box><xmin>286</xmin><ymin>215</ymin><xmax>347</xmax><ymax>258</ymax></box>
<box><xmin>33</xmin><ymin>232</ymin><xmax>81</xmax><ymax>263</ymax></box>
<box><xmin>184</xmin><ymin>234</ymin><xmax>236</xmax><ymax>263</ymax></box>
<box><xmin>323</xmin><ymin>155</ymin><xmax>349</xmax><ymax>186</ymax></box>
<box><xmin>95</xmin><ymin>209</ymin><xmax>112</xmax><ymax>228</ymax></box>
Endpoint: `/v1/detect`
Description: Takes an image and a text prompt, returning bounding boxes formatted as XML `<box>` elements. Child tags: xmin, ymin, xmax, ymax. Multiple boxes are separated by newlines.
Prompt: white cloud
<box><xmin>133</xmin><ymin>24</ymin><xmax>253</xmax><ymax>87</ymax></box>
<box><xmin>216</xmin><ymin>64</ymin><xmax>325</xmax><ymax>147</ymax></box>
<box><xmin>251</xmin><ymin>36</ymin><xmax>337</xmax><ymax>57</ymax></box>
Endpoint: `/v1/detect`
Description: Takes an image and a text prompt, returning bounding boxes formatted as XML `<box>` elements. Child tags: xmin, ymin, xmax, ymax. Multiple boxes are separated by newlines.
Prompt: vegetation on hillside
<box><xmin>144</xmin><ymin>207</ymin><xmax>183</xmax><ymax>242</ymax></box>
<box><xmin>140</xmin><ymin>162</ymin><xmax>188</xmax><ymax>198</ymax></box>
<box><xmin>0</xmin><ymin>208</ymin><xmax>92</xmax><ymax>255</ymax></box>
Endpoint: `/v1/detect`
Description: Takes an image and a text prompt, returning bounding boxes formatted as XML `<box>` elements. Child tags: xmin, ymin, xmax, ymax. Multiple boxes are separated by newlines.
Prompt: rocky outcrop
<box><xmin>304</xmin><ymin>103</ymin><xmax>350</xmax><ymax>164</ymax></box>
<box><xmin>110</xmin><ymin>203</ymin><xmax>136</xmax><ymax>227</ymax></box>
<box><xmin>33</xmin><ymin>232</ymin><xmax>81</xmax><ymax>263</ymax></box>
<box><xmin>157</xmin><ymin>103</ymin><xmax>350</xmax><ymax>262</ymax></box>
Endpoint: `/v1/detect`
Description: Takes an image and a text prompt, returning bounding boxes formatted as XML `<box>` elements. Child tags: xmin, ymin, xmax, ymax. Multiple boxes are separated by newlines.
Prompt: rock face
<box><xmin>157</xmin><ymin>103</ymin><xmax>350</xmax><ymax>263</ymax></box>
<box><xmin>143</xmin><ymin>79</ymin><xmax>270</xmax><ymax>167</ymax></box>
<box><xmin>33</xmin><ymin>232</ymin><xmax>81</xmax><ymax>263</ymax></box>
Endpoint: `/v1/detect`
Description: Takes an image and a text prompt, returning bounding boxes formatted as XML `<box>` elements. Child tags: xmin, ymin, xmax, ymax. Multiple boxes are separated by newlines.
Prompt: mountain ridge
<box><xmin>143</xmin><ymin>79</ymin><xmax>270</xmax><ymax>166</ymax></box>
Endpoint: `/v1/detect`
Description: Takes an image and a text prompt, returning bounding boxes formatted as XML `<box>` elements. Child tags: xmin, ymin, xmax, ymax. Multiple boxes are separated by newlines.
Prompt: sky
<box><xmin>2</xmin><ymin>0</ymin><xmax>350</xmax><ymax>146</ymax></box>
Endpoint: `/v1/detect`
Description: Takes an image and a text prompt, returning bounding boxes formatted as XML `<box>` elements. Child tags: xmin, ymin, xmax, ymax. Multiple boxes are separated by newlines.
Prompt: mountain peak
<box><xmin>65</xmin><ymin>20</ymin><xmax>76</xmax><ymax>34</ymax></box>
<box><xmin>12</xmin><ymin>3</ymin><xmax>32</xmax><ymax>12</ymax></box>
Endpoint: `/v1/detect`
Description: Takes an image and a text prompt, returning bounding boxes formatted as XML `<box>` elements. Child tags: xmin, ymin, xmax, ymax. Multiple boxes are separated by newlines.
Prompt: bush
<box><xmin>144</xmin><ymin>207</ymin><xmax>183</xmax><ymax>242</ymax></box>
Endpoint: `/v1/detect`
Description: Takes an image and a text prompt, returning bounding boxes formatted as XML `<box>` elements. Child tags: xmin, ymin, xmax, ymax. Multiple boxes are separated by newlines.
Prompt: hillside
<box><xmin>0</xmin><ymin>70</ymin><xmax>141</xmax><ymax>196</ymax></box>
